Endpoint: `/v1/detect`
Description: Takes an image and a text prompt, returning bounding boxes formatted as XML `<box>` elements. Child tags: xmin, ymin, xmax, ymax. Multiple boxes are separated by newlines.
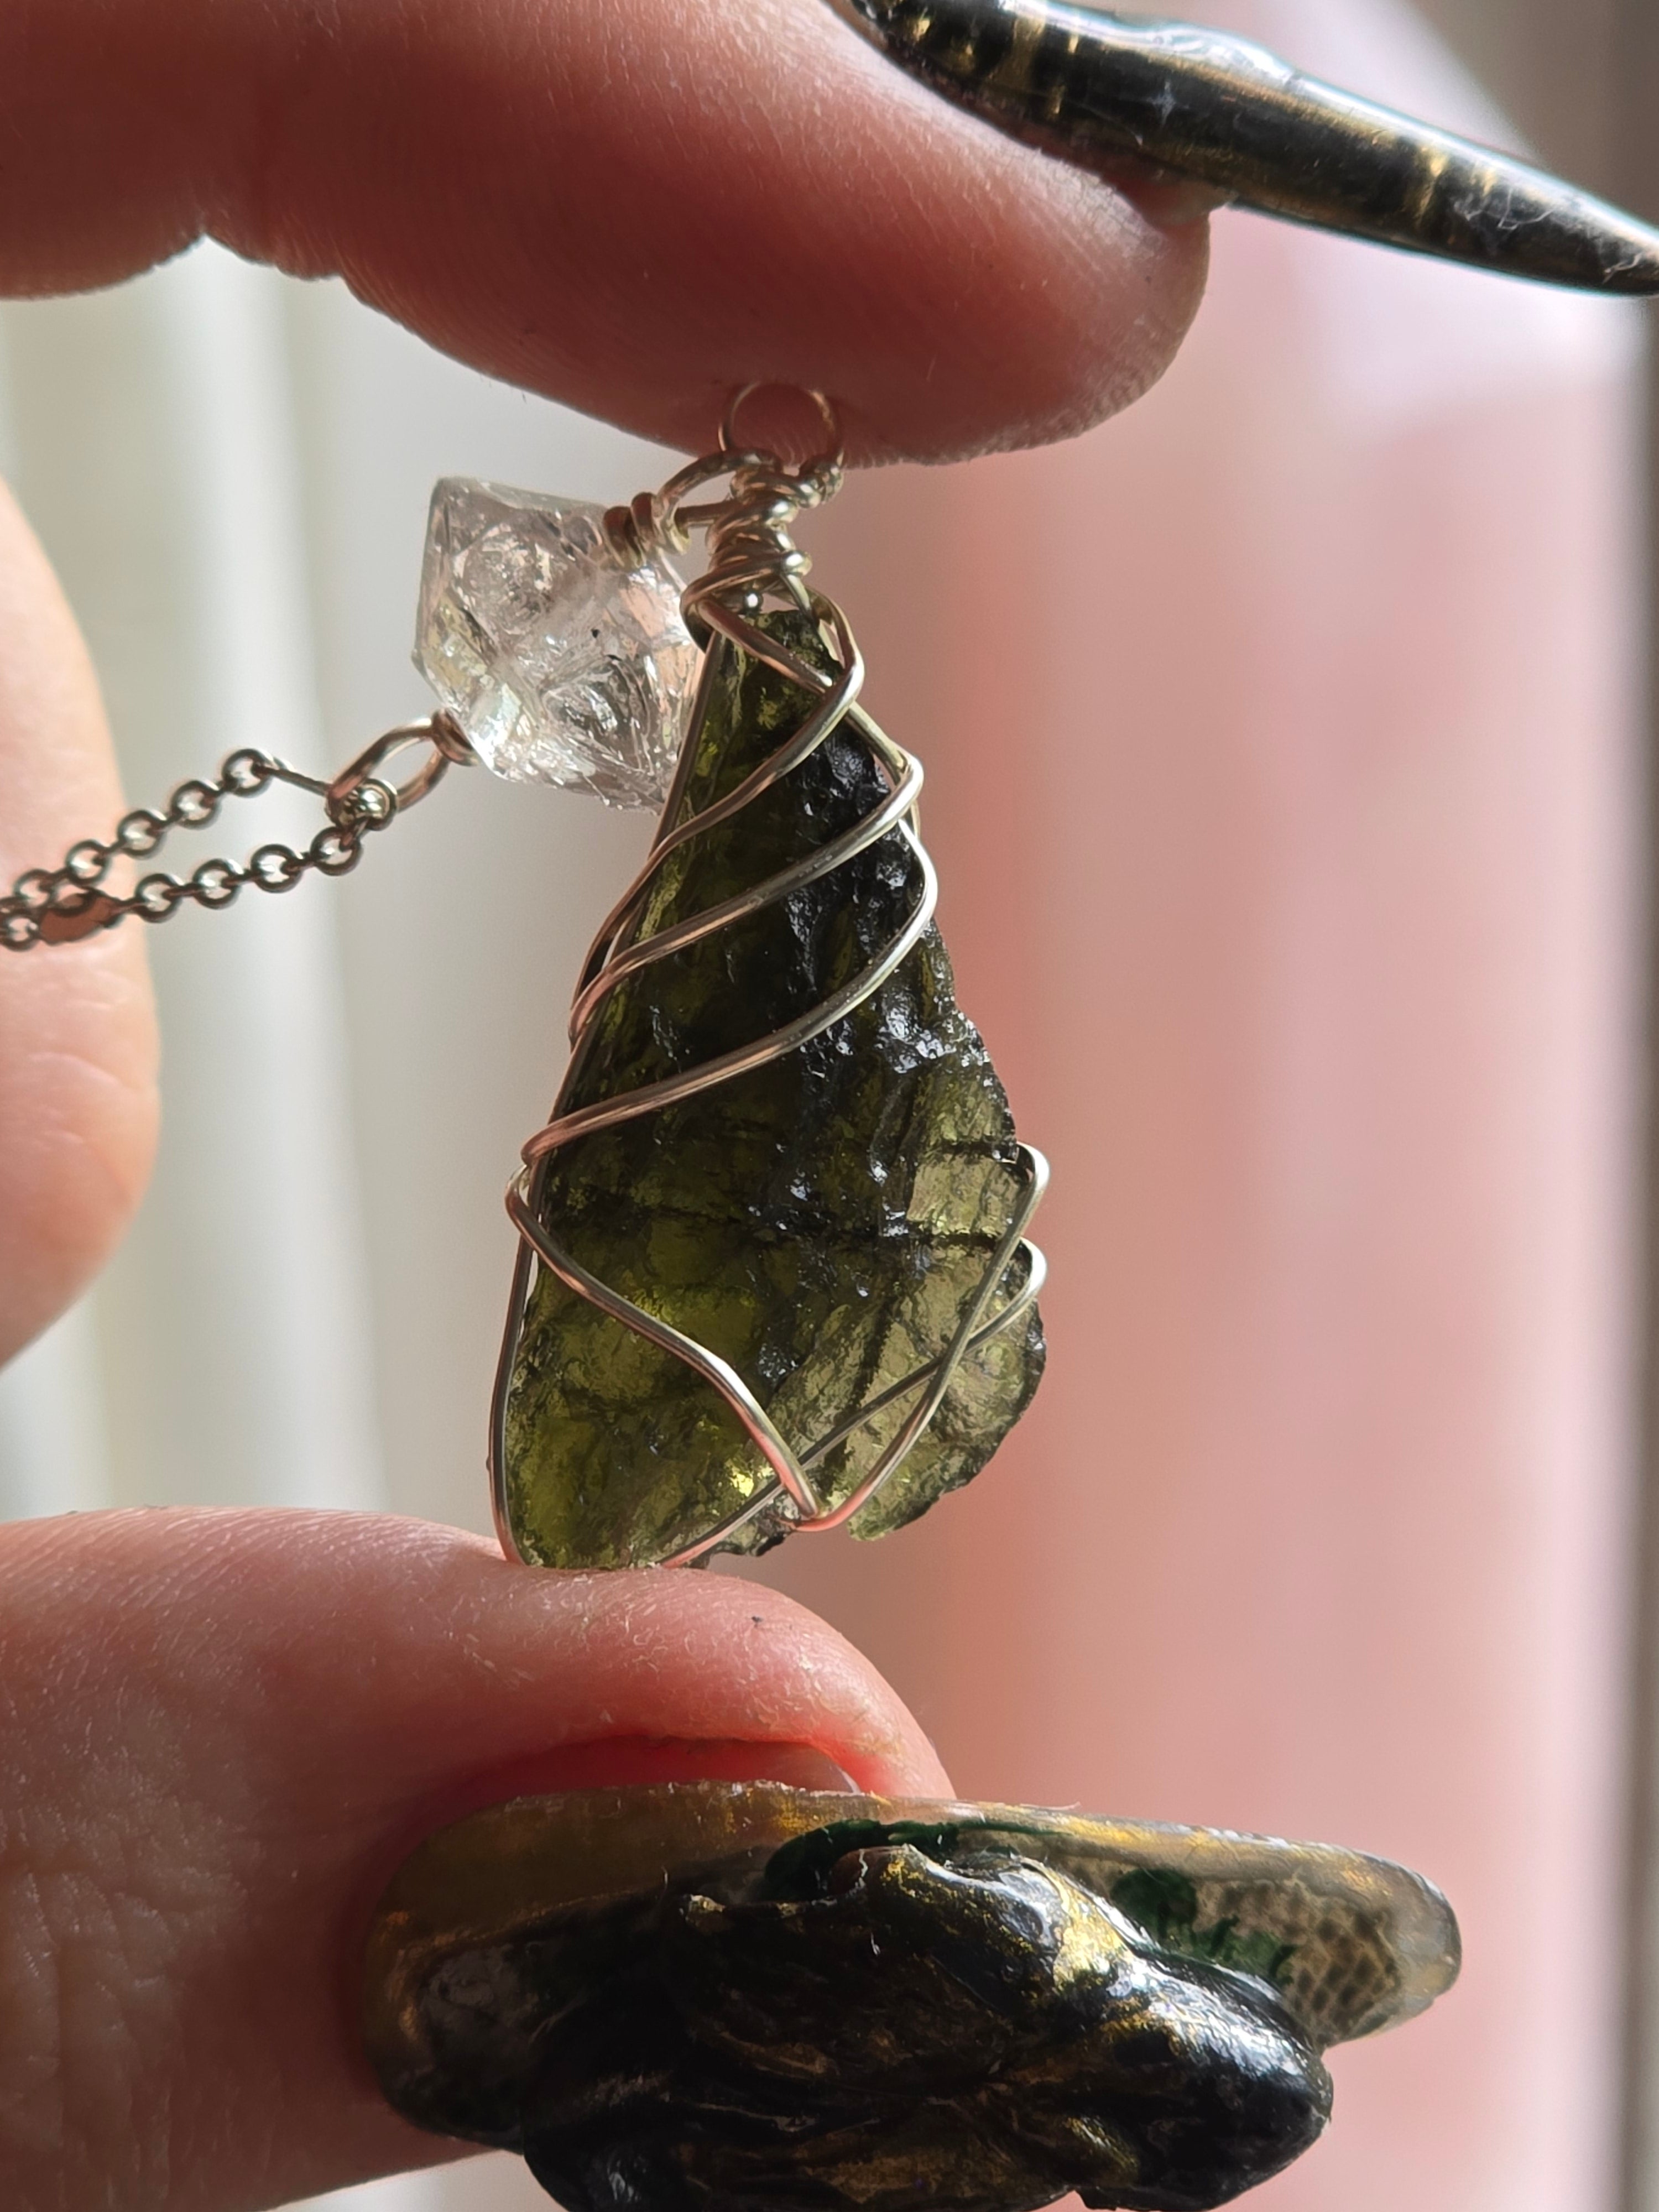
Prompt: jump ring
<box><xmin>718</xmin><ymin>385</ymin><xmax>844</xmax><ymax>474</ymax></box>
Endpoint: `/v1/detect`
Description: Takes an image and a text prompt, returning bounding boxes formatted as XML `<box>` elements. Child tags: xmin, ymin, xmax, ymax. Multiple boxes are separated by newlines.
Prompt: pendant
<box><xmin>418</xmin><ymin>403</ymin><xmax>1047</xmax><ymax>1571</ymax></box>
<box><xmin>366</xmin><ymin>1780</ymin><xmax>1460</xmax><ymax>2212</ymax></box>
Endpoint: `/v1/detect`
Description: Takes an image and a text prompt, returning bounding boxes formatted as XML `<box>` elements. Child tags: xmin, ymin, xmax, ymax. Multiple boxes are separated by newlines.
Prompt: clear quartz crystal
<box><xmin>415</xmin><ymin>478</ymin><xmax>698</xmax><ymax>808</ymax></box>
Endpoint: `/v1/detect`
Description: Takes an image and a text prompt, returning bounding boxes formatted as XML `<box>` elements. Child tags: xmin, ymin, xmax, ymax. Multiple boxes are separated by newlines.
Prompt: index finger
<box><xmin>1</xmin><ymin>0</ymin><xmax>1209</xmax><ymax>462</ymax></box>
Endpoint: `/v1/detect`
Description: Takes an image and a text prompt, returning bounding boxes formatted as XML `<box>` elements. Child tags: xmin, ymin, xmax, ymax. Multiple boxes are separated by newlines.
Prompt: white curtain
<box><xmin>0</xmin><ymin>239</ymin><xmax>662</xmax><ymax>2211</ymax></box>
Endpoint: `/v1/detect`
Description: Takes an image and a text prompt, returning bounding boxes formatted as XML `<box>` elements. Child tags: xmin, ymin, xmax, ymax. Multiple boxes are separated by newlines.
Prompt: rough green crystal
<box><xmin>503</xmin><ymin>609</ymin><xmax>1044</xmax><ymax>1568</ymax></box>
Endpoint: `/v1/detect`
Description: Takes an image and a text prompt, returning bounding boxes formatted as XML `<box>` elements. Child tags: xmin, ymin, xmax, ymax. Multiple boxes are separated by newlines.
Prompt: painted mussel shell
<box><xmin>365</xmin><ymin>1782</ymin><xmax>1458</xmax><ymax>2212</ymax></box>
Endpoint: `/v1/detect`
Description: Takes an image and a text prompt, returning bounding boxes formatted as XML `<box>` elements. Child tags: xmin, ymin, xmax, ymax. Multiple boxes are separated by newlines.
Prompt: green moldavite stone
<box><xmin>504</xmin><ymin>609</ymin><xmax>1045</xmax><ymax>1568</ymax></box>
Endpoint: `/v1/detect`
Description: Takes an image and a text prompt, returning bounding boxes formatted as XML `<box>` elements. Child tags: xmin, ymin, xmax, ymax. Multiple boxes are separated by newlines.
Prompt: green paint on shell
<box><xmin>1110</xmin><ymin>1867</ymin><xmax>1300</xmax><ymax>1994</ymax></box>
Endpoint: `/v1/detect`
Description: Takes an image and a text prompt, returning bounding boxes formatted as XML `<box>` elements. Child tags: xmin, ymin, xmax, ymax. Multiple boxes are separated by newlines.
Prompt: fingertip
<box><xmin>310</xmin><ymin>1521</ymin><xmax>955</xmax><ymax>1801</ymax></box>
<box><xmin>0</xmin><ymin>1508</ymin><xmax>953</xmax><ymax>2203</ymax></box>
<box><xmin>0</xmin><ymin>0</ymin><xmax>1211</xmax><ymax>469</ymax></box>
<box><xmin>0</xmin><ymin>484</ymin><xmax>159</xmax><ymax>1363</ymax></box>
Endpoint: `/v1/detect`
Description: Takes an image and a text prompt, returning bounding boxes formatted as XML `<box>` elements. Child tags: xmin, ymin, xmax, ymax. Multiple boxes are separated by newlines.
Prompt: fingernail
<box><xmin>826</xmin><ymin>0</ymin><xmax>1659</xmax><ymax>294</ymax></box>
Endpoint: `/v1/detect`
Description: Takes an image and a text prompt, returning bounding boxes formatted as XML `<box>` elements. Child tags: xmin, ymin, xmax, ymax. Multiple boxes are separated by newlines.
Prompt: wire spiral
<box><xmin>491</xmin><ymin>394</ymin><xmax>1046</xmax><ymax>1567</ymax></box>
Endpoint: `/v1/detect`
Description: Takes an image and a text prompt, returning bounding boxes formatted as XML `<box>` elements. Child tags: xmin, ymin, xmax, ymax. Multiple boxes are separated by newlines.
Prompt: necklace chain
<box><xmin>2</xmin><ymin>390</ymin><xmax>837</xmax><ymax>956</ymax></box>
<box><xmin>1</xmin><ymin>716</ymin><xmax>469</xmax><ymax>952</ymax></box>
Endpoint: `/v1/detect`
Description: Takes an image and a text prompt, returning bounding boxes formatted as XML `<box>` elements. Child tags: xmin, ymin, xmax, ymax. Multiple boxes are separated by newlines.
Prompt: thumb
<box><xmin>0</xmin><ymin>1507</ymin><xmax>950</xmax><ymax>2210</ymax></box>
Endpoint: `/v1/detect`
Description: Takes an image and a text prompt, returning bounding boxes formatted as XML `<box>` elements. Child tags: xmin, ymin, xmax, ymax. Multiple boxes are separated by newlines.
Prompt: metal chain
<box><xmin>5</xmin><ymin>390</ymin><xmax>824</xmax><ymax>957</ymax></box>
<box><xmin>1</xmin><ymin>715</ymin><xmax>473</xmax><ymax>951</ymax></box>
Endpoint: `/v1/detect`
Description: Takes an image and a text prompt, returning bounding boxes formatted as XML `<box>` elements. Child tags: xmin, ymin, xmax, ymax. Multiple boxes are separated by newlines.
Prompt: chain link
<box><xmin>1</xmin><ymin>716</ymin><xmax>472</xmax><ymax>951</ymax></box>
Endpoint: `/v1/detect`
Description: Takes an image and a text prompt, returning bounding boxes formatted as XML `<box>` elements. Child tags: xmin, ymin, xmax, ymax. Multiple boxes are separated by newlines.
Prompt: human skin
<box><xmin>0</xmin><ymin>2</ymin><xmax>1209</xmax><ymax>2205</ymax></box>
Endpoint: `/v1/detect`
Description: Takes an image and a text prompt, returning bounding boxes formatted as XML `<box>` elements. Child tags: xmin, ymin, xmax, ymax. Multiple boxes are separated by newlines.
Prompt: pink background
<box><xmin>753</xmin><ymin>118</ymin><xmax>1646</xmax><ymax>2211</ymax></box>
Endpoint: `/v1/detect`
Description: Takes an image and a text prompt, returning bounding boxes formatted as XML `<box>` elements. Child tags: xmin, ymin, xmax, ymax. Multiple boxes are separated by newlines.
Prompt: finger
<box><xmin>0</xmin><ymin>484</ymin><xmax>158</xmax><ymax>1364</ymax></box>
<box><xmin>0</xmin><ymin>0</ymin><xmax>1208</xmax><ymax>463</ymax></box>
<box><xmin>0</xmin><ymin>1507</ymin><xmax>949</xmax><ymax>2210</ymax></box>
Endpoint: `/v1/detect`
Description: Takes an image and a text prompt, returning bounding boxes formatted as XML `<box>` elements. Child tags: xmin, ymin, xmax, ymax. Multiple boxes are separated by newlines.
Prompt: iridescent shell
<box><xmin>366</xmin><ymin>1782</ymin><xmax>1457</xmax><ymax>2211</ymax></box>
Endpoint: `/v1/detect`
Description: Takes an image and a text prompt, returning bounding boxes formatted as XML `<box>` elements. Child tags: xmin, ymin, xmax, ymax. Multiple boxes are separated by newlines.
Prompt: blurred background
<box><xmin>0</xmin><ymin>0</ymin><xmax>1654</xmax><ymax>2206</ymax></box>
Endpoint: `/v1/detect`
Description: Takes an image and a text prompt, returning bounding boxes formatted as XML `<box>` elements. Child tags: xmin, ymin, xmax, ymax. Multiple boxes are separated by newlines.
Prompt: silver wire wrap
<box><xmin>491</xmin><ymin>389</ymin><xmax>1048</xmax><ymax>1567</ymax></box>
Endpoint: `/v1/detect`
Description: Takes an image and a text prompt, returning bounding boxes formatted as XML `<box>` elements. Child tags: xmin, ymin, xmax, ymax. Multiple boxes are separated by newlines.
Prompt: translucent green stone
<box><xmin>503</xmin><ymin>609</ymin><xmax>1044</xmax><ymax>1568</ymax></box>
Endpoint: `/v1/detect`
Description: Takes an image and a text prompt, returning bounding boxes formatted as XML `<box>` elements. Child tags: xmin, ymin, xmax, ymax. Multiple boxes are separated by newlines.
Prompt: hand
<box><xmin>0</xmin><ymin>4</ymin><xmax>1208</xmax><ymax>2204</ymax></box>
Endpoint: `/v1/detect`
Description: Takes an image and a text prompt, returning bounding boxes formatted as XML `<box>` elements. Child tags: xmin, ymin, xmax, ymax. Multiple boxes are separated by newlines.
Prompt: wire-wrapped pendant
<box><xmin>483</xmin><ymin>412</ymin><xmax>1046</xmax><ymax>1569</ymax></box>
